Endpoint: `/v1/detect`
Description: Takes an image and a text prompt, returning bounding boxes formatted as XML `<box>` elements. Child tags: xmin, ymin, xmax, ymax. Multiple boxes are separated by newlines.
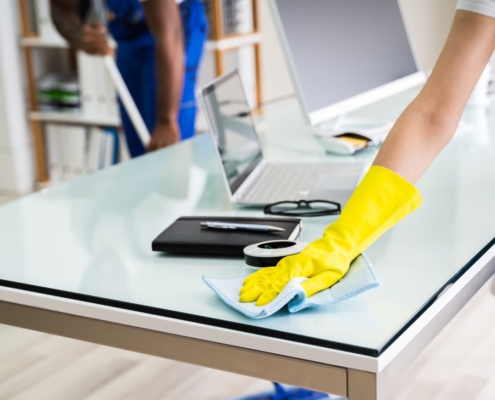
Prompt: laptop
<box><xmin>199</xmin><ymin>70</ymin><xmax>364</xmax><ymax>206</ymax></box>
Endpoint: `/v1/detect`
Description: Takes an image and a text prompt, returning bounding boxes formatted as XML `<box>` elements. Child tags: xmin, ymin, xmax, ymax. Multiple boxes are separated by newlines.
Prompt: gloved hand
<box><xmin>240</xmin><ymin>166</ymin><xmax>423</xmax><ymax>306</ymax></box>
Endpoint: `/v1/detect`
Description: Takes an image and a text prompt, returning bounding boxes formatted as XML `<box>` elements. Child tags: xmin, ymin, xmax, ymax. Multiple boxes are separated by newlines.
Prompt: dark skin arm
<box><xmin>51</xmin><ymin>0</ymin><xmax>183</xmax><ymax>151</ymax></box>
<box><xmin>50</xmin><ymin>0</ymin><xmax>111</xmax><ymax>55</ymax></box>
<box><xmin>141</xmin><ymin>0</ymin><xmax>184</xmax><ymax>151</ymax></box>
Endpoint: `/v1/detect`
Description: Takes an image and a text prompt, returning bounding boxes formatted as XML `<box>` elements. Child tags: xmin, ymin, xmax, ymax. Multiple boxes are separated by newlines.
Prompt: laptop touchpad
<box><xmin>308</xmin><ymin>174</ymin><xmax>359</xmax><ymax>204</ymax></box>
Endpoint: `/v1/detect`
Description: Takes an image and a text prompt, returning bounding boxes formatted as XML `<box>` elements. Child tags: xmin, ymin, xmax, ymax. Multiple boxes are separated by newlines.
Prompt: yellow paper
<box><xmin>339</xmin><ymin>135</ymin><xmax>369</xmax><ymax>149</ymax></box>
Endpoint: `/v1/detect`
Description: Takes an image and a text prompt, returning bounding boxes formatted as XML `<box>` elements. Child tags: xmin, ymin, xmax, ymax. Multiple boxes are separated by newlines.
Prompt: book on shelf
<box><xmin>45</xmin><ymin>124</ymin><xmax>62</xmax><ymax>183</ymax></box>
<box><xmin>223</xmin><ymin>0</ymin><xmax>253</xmax><ymax>36</ymax></box>
<box><xmin>204</xmin><ymin>0</ymin><xmax>254</xmax><ymax>37</ymax></box>
<box><xmin>86</xmin><ymin>127</ymin><xmax>101</xmax><ymax>175</ymax></box>
<box><xmin>98</xmin><ymin>128</ymin><xmax>118</xmax><ymax>169</ymax></box>
<box><xmin>45</xmin><ymin>123</ymin><xmax>120</xmax><ymax>184</ymax></box>
<box><xmin>235</xmin><ymin>0</ymin><xmax>254</xmax><ymax>34</ymax></box>
<box><xmin>69</xmin><ymin>125</ymin><xmax>87</xmax><ymax>180</ymax></box>
<box><xmin>37</xmin><ymin>72</ymin><xmax>81</xmax><ymax>113</ymax></box>
<box><xmin>77</xmin><ymin>52</ymin><xmax>119</xmax><ymax>120</ymax></box>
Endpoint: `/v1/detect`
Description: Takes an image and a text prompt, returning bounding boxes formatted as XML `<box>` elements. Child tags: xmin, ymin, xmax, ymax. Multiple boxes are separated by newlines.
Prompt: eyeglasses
<box><xmin>264</xmin><ymin>200</ymin><xmax>341</xmax><ymax>217</ymax></box>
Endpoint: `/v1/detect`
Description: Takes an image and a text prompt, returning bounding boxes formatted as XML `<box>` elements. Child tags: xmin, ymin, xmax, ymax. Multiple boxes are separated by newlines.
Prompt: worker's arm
<box><xmin>240</xmin><ymin>10</ymin><xmax>495</xmax><ymax>306</ymax></box>
<box><xmin>50</xmin><ymin>0</ymin><xmax>110</xmax><ymax>55</ymax></box>
<box><xmin>141</xmin><ymin>0</ymin><xmax>184</xmax><ymax>151</ymax></box>
<box><xmin>374</xmin><ymin>10</ymin><xmax>495</xmax><ymax>183</ymax></box>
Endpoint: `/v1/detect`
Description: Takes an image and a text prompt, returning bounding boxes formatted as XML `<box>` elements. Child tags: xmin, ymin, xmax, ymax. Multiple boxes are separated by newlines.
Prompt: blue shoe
<box><xmin>231</xmin><ymin>382</ymin><xmax>332</xmax><ymax>400</ymax></box>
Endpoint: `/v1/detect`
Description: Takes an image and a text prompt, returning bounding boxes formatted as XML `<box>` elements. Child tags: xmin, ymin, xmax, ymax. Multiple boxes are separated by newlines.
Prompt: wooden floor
<box><xmin>2</xmin><ymin>195</ymin><xmax>495</xmax><ymax>399</ymax></box>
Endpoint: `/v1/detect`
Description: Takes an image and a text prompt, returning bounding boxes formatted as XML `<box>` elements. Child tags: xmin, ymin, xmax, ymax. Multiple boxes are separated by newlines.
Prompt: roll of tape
<box><xmin>243</xmin><ymin>240</ymin><xmax>308</xmax><ymax>268</ymax></box>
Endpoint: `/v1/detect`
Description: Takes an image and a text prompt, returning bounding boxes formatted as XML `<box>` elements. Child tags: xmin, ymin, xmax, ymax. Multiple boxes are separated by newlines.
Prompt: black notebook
<box><xmin>152</xmin><ymin>216</ymin><xmax>302</xmax><ymax>256</ymax></box>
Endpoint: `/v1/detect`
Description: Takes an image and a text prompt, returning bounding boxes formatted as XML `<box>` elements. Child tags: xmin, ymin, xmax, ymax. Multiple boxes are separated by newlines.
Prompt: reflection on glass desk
<box><xmin>1</xmin><ymin>90</ymin><xmax>495</xmax><ymax>359</ymax></box>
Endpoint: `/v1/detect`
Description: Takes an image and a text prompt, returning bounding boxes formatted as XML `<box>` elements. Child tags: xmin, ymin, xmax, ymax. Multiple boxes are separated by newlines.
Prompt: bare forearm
<box><xmin>374</xmin><ymin>10</ymin><xmax>495</xmax><ymax>183</ymax></box>
<box><xmin>51</xmin><ymin>0</ymin><xmax>110</xmax><ymax>55</ymax></box>
<box><xmin>142</xmin><ymin>0</ymin><xmax>184</xmax><ymax>127</ymax></box>
<box><xmin>50</xmin><ymin>0</ymin><xmax>83</xmax><ymax>46</ymax></box>
<box><xmin>154</xmin><ymin>33</ymin><xmax>184</xmax><ymax>125</ymax></box>
<box><xmin>373</xmin><ymin>101</ymin><xmax>458</xmax><ymax>183</ymax></box>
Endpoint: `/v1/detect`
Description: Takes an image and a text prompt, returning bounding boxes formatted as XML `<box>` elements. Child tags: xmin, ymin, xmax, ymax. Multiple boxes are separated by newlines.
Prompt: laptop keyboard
<box><xmin>242</xmin><ymin>163</ymin><xmax>325</xmax><ymax>204</ymax></box>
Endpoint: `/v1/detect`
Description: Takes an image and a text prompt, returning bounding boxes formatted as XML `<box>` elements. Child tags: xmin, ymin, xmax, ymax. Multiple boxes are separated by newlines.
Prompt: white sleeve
<box><xmin>457</xmin><ymin>0</ymin><xmax>495</xmax><ymax>18</ymax></box>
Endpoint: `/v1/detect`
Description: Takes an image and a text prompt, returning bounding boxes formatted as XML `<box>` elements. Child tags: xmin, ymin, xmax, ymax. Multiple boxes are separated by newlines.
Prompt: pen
<box><xmin>200</xmin><ymin>222</ymin><xmax>285</xmax><ymax>233</ymax></box>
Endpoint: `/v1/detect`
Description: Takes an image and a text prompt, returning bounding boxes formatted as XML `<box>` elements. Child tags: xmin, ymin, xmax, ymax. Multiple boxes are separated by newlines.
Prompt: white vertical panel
<box><xmin>0</xmin><ymin>1</ymin><xmax>34</xmax><ymax>193</ymax></box>
<box><xmin>238</xmin><ymin>46</ymin><xmax>256</xmax><ymax>108</ymax></box>
<box><xmin>258</xmin><ymin>0</ymin><xmax>294</xmax><ymax>104</ymax></box>
<box><xmin>399</xmin><ymin>0</ymin><xmax>458</xmax><ymax>73</ymax></box>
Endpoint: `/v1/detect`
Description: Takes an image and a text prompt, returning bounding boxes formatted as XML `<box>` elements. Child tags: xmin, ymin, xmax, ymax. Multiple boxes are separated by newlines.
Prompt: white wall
<box><xmin>400</xmin><ymin>0</ymin><xmax>458</xmax><ymax>72</ymax></box>
<box><xmin>259</xmin><ymin>0</ymin><xmax>294</xmax><ymax>103</ymax></box>
<box><xmin>0</xmin><ymin>1</ymin><xmax>35</xmax><ymax>194</ymax></box>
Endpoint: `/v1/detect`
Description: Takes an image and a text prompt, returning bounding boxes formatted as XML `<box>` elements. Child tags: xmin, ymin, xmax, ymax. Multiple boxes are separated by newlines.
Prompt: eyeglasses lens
<box><xmin>270</xmin><ymin>203</ymin><xmax>300</xmax><ymax>214</ymax></box>
<box><xmin>269</xmin><ymin>201</ymin><xmax>339</xmax><ymax>215</ymax></box>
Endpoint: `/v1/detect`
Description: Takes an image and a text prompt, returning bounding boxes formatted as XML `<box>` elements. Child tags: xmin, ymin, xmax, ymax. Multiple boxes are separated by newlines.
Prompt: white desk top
<box><xmin>1</xmin><ymin>90</ymin><xmax>495</xmax><ymax>358</ymax></box>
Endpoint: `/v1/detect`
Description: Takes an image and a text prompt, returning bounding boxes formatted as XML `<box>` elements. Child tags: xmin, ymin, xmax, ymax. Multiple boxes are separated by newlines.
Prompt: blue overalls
<box><xmin>106</xmin><ymin>0</ymin><xmax>208</xmax><ymax>157</ymax></box>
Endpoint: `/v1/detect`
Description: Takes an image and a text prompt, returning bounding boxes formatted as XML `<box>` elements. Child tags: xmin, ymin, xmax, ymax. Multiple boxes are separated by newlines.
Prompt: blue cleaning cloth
<box><xmin>203</xmin><ymin>254</ymin><xmax>379</xmax><ymax>319</ymax></box>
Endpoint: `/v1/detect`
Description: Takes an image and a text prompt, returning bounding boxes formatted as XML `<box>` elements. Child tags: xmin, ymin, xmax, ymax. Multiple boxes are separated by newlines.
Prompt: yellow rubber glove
<box><xmin>239</xmin><ymin>166</ymin><xmax>423</xmax><ymax>306</ymax></box>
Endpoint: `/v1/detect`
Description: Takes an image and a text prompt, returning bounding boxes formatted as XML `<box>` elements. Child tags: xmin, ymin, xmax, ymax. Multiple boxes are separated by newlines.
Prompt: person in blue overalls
<box><xmin>51</xmin><ymin>0</ymin><xmax>208</xmax><ymax>157</ymax></box>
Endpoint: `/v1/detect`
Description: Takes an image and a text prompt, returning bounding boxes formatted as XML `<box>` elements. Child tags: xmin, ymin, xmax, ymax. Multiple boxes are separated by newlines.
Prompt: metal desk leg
<box><xmin>347</xmin><ymin>369</ymin><xmax>388</xmax><ymax>400</ymax></box>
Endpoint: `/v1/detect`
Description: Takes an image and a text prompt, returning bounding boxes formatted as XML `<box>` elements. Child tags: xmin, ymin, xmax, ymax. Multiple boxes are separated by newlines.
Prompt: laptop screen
<box><xmin>201</xmin><ymin>71</ymin><xmax>263</xmax><ymax>195</ymax></box>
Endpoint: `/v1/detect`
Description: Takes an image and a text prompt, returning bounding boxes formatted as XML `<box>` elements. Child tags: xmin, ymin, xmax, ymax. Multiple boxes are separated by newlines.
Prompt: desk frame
<box><xmin>1</xmin><ymin>244</ymin><xmax>495</xmax><ymax>400</ymax></box>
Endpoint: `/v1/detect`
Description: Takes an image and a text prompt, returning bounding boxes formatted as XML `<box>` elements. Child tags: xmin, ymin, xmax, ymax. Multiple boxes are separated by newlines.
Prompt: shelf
<box><xmin>20</xmin><ymin>37</ymin><xmax>68</xmax><ymax>48</ymax></box>
<box><xmin>206</xmin><ymin>32</ymin><xmax>262</xmax><ymax>51</ymax></box>
<box><xmin>20</xmin><ymin>37</ymin><xmax>117</xmax><ymax>49</ymax></box>
<box><xmin>29</xmin><ymin>111</ymin><xmax>120</xmax><ymax>127</ymax></box>
<box><xmin>21</xmin><ymin>34</ymin><xmax>262</xmax><ymax>52</ymax></box>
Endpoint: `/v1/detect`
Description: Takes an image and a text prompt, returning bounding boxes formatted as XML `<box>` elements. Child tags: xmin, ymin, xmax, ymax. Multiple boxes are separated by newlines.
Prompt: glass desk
<box><xmin>1</xmin><ymin>90</ymin><xmax>495</xmax><ymax>399</ymax></box>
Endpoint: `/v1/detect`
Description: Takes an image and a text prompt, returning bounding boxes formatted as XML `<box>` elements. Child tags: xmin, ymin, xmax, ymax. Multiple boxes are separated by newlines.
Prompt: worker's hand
<box><xmin>240</xmin><ymin>238</ymin><xmax>351</xmax><ymax>306</ymax></box>
<box><xmin>147</xmin><ymin>121</ymin><xmax>181</xmax><ymax>152</ymax></box>
<box><xmin>77</xmin><ymin>22</ymin><xmax>112</xmax><ymax>56</ymax></box>
<box><xmin>240</xmin><ymin>166</ymin><xmax>423</xmax><ymax>306</ymax></box>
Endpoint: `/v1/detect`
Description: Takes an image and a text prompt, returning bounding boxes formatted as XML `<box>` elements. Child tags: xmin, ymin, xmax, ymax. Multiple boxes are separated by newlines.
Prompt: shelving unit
<box><xmin>206</xmin><ymin>0</ymin><xmax>262</xmax><ymax>106</ymax></box>
<box><xmin>18</xmin><ymin>0</ymin><xmax>121</xmax><ymax>186</ymax></box>
<box><xmin>29</xmin><ymin>111</ymin><xmax>120</xmax><ymax>127</ymax></box>
<box><xmin>18</xmin><ymin>0</ymin><xmax>263</xmax><ymax>186</ymax></box>
<box><xmin>19</xmin><ymin>0</ymin><xmax>50</xmax><ymax>184</ymax></box>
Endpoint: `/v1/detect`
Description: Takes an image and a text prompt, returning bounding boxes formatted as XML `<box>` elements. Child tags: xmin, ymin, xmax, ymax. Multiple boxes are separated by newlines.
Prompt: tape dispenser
<box><xmin>243</xmin><ymin>240</ymin><xmax>308</xmax><ymax>268</ymax></box>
